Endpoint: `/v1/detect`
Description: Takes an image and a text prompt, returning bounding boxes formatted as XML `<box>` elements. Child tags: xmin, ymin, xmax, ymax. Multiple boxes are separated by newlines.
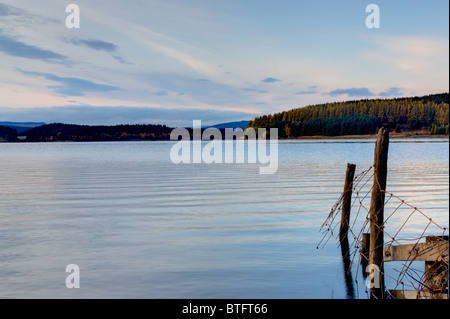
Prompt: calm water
<box><xmin>0</xmin><ymin>138</ymin><xmax>448</xmax><ymax>298</ymax></box>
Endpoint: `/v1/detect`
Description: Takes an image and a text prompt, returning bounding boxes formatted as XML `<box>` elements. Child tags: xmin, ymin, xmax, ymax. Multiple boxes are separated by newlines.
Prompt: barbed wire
<box><xmin>319</xmin><ymin>165</ymin><xmax>449</xmax><ymax>299</ymax></box>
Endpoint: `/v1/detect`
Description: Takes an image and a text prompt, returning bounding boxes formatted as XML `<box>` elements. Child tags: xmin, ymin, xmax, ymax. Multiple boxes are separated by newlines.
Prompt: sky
<box><xmin>0</xmin><ymin>0</ymin><xmax>448</xmax><ymax>127</ymax></box>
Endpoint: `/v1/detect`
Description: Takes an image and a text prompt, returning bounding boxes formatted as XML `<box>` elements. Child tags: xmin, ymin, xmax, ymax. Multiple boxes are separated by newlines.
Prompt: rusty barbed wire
<box><xmin>319</xmin><ymin>165</ymin><xmax>449</xmax><ymax>299</ymax></box>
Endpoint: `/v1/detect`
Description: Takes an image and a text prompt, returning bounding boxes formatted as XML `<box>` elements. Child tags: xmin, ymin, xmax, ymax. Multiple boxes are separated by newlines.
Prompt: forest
<box><xmin>248</xmin><ymin>93</ymin><xmax>449</xmax><ymax>137</ymax></box>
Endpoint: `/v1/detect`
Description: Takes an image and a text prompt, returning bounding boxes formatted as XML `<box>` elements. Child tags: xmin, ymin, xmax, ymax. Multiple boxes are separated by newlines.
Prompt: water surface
<box><xmin>0</xmin><ymin>138</ymin><xmax>448</xmax><ymax>298</ymax></box>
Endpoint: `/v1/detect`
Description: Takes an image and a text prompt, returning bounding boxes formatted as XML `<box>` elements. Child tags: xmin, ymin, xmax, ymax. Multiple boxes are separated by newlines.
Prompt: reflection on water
<box><xmin>0</xmin><ymin>138</ymin><xmax>448</xmax><ymax>298</ymax></box>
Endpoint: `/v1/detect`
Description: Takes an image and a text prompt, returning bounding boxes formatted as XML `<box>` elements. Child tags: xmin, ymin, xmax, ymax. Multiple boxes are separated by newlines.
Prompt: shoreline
<box><xmin>3</xmin><ymin>135</ymin><xmax>449</xmax><ymax>143</ymax></box>
<box><xmin>283</xmin><ymin>132</ymin><xmax>449</xmax><ymax>140</ymax></box>
<box><xmin>3</xmin><ymin>130</ymin><xmax>449</xmax><ymax>143</ymax></box>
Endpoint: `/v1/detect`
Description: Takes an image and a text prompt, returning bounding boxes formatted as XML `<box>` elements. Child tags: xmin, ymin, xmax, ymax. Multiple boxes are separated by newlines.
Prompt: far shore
<box><xmin>282</xmin><ymin>131</ymin><xmax>449</xmax><ymax>140</ymax></box>
<box><xmin>4</xmin><ymin>129</ymin><xmax>449</xmax><ymax>143</ymax></box>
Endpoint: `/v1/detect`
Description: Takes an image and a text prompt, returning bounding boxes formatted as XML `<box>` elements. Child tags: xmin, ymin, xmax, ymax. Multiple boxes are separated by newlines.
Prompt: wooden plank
<box><xmin>425</xmin><ymin>236</ymin><xmax>449</xmax><ymax>293</ymax></box>
<box><xmin>389</xmin><ymin>290</ymin><xmax>449</xmax><ymax>299</ymax></box>
<box><xmin>384</xmin><ymin>240</ymin><xmax>449</xmax><ymax>262</ymax></box>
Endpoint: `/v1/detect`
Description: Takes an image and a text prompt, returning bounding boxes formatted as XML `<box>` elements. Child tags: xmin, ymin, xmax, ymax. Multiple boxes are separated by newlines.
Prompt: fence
<box><xmin>318</xmin><ymin>128</ymin><xmax>449</xmax><ymax>299</ymax></box>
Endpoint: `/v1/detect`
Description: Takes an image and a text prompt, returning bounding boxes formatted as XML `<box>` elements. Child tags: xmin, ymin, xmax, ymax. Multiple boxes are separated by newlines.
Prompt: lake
<box><xmin>0</xmin><ymin>138</ymin><xmax>448</xmax><ymax>298</ymax></box>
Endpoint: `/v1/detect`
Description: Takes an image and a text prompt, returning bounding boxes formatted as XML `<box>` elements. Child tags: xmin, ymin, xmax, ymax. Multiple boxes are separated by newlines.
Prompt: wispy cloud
<box><xmin>0</xmin><ymin>3</ymin><xmax>58</xmax><ymax>32</ymax></box>
<box><xmin>152</xmin><ymin>90</ymin><xmax>168</xmax><ymax>96</ymax></box>
<box><xmin>112</xmin><ymin>55</ymin><xmax>131</xmax><ymax>64</ymax></box>
<box><xmin>66</xmin><ymin>38</ymin><xmax>118</xmax><ymax>52</ymax></box>
<box><xmin>0</xmin><ymin>3</ymin><xmax>23</xmax><ymax>16</ymax></box>
<box><xmin>242</xmin><ymin>88</ymin><xmax>268</xmax><ymax>94</ymax></box>
<box><xmin>296</xmin><ymin>85</ymin><xmax>319</xmax><ymax>95</ymax></box>
<box><xmin>0</xmin><ymin>31</ymin><xmax>67</xmax><ymax>62</ymax></box>
<box><xmin>295</xmin><ymin>91</ymin><xmax>316</xmax><ymax>95</ymax></box>
<box><xmin>64</xmin><ymin>37</ymin><xmax>131</xmax><ymax>64</ymax></box>
<box><xmin>379</xmin><ymin>87</ymin><xmax>403</xmax><ymax>97</ymax></box>
<box><xmin>139</xmin><ymin>36</ymin><xmax>219</xmax><ymax>78</ymax></box>
<box><xmin>324</xmin><ymin>86</ymin><xmax>405</xmax><ymax>98</ymax></box>
<box><xmin>262</xmin><ymin>77</ymin><xmax>280</xmax><ymax>83</ymax></box>
<box><xmin>325</xmin><ymin>87</ymin><xmax>375</xmax><ymax>97</ymax></box>
<box><xmin>17</xmin><ymin>69</ymin><xmax>120</xmax><ymax>97</ymax></box>
<box><xmin>365</xmin><ymin>35</ymin><xmax>449</xmax><ymax>72</ymax></box>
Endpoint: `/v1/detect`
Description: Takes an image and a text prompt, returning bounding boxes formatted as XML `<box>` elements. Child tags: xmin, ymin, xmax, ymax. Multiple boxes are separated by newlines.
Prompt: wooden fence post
<box><xmin>338</xmin><ymin>164</ymin><xmax>357</xmax><ymax>299</ymax></box>
<box><xmin>369</xmin><ymin>127</ymin><xmax>389</xmax><ymax>299</ymax></box>
<box><xmin>360</xmin><ymin>233</ymin><xmax>370</xmax><ymax>275</ymax></box>
<box><xmin>339</xmin><ymin>163</ymin><xmax>356</xmax><ymax>246</ymax></box>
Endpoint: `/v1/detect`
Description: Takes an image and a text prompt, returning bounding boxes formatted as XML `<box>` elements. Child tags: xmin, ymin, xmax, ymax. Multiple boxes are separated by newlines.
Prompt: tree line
<box><xmin>0</xmin><ymin>125</ymin><xmax>18</xmax><ymax>142</ymax></box>
<box><xmin>271</xmin><ymin>115</ymin><xmax>382</xmax><ymax>138</ymax></box>
<box><xmin>16</xmin><ymin>123</ymin><xmax>173</xmax><ymax>142</ymax></box>
<box><xmin>248</xmin><ymin>93</ymin><xmax>449</xmax><ymax>137</ymax></box>
<box><xmin>1</xmin><ymin>123</ymin><xmax>245</xmax><ymax>142</ymax></box>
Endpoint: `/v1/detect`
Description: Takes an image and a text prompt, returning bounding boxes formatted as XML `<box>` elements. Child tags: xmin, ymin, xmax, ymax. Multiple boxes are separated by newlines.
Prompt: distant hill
<box><xmin>0</xmin><ymin>122</ymin><xmax>46</xmax><ymax>134</ymax></box>
<box><xmin>209</xmin><ymin>120</ymin><xmax>250</xmax><ymax>130</ymax></box>
<box><xmin>248</xmin><ymin>93</ymin><xmax>449</xmax><ymax>137</ymax></box>
<box><xmin>22</xmin><ymin>123</ymin><xmax>173</xmax><ymax>142</ymax></box>
<box><xmin>1</xmin><ymin>121</ymin><xmax>254</xmax><ymax>142</ymax></box>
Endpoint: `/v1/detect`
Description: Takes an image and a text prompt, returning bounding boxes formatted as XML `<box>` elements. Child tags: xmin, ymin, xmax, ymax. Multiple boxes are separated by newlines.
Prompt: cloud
<box><xmin>18</xmin><ymin>69</ymin><xmax>120</xmax><ymax>97</ymax></box>
<box><xmin>360</xmin><ymin>35</ymin><xmax>448</xmax><ymax>91</ymax></box>
<box><xmin>242</xmin><ymin>88</ymin><xmax>268</xmax><ymax>93</ymax></box>
<box><xmin>325</xmin><ymin>87</ymin><xmax>375</xmax><ymax>97</ymax></box>
<box><xmin>137</xmin><ymin>72</ymin><xmax>257</xmax><ymax>108</ymax></box>
<box><xmin>325</xmin><ymin>87</ymin><xmax>404</xmax><ymax>98</ymax></box>
<box><xmin>64</xmin><ymin>37</ymin><xmax>131</xmax><ymax>64</ymax></box>
<box><xmin>366</xmin><ymin>35</ymin><xmax>449</xmax><ymax>72</ymax></box>
<box><xmin>379</xmin><ymin>87</ymin><xmax>403</xmax><ymax>97</ymax></box>
<box><xmin>140</xmin><ymin>37</ymin><xmax>219</xmax><ymax>78</ymax></box>
<box><xmin>0</xmin><ymin>31</ymin><xmax>67</xmax><ymax>62</ymax></box>
<box><xmin>112</xmin><ymin>55</ymin><xmax>131</xmax><ymax>64</ymax></box>
<box><xmin>262</xmin><ymin>77</ymin><xmax>280</xmax><ymax>83</ymax></box>
<box><xmin>66</xmin><ymin>38</ymin><xmax>118</xmax><ymax>53</ymax></box>
<box><xmin>0</xmin><ymin>4</ymin><xmax>59</xmax><ymax>34</ymax></box>
<box><xmin>0</xmin><ymin>3</ymin><xmax>55</xmax><ymax>22</ymax></box>
<box><xmin>0</xmin><ymin>3</ymin><xmax>23</xmax><ymax>16</ymax></box>
<box><xmin>296</xmin><ymin>85</ymin><xmax>319</xmax><ymax>95</ymax></box>
<box><xmin>152</xmin><ymin>90</ymin><xmax>168</xmax><ymax>96</ymax></box>
<box><xmin>295</xmin><ymin>91</ymin><xmax>316</xmax><ymax>95</ymax></box>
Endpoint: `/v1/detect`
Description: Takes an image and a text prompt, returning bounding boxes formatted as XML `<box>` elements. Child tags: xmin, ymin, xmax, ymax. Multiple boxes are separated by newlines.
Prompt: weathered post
<box><xmin>369</xmin><ymin>127</ymin><xmax>389</xmax><ymax>299</ymax></box>
<box><xmin>339</xmin><ymin>163</ymin><xmax>356</xmax><ymax>246</ymax></box>
<box><xmin>339</xmin><ymin>164</ymin><xmax>356</xmax><ymax>298</ymax></box>
<box><xmin>360</xmin><ymin>233</ymin><xmax>370</xmax><ymax>275</ymax></box>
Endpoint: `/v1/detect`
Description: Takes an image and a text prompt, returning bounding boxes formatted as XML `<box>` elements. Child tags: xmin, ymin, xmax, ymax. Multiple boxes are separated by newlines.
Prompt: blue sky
<box><xmin>0</xmin><ymin>0</ymin><xmax>448</xmax><ymax>127</ymax></box>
